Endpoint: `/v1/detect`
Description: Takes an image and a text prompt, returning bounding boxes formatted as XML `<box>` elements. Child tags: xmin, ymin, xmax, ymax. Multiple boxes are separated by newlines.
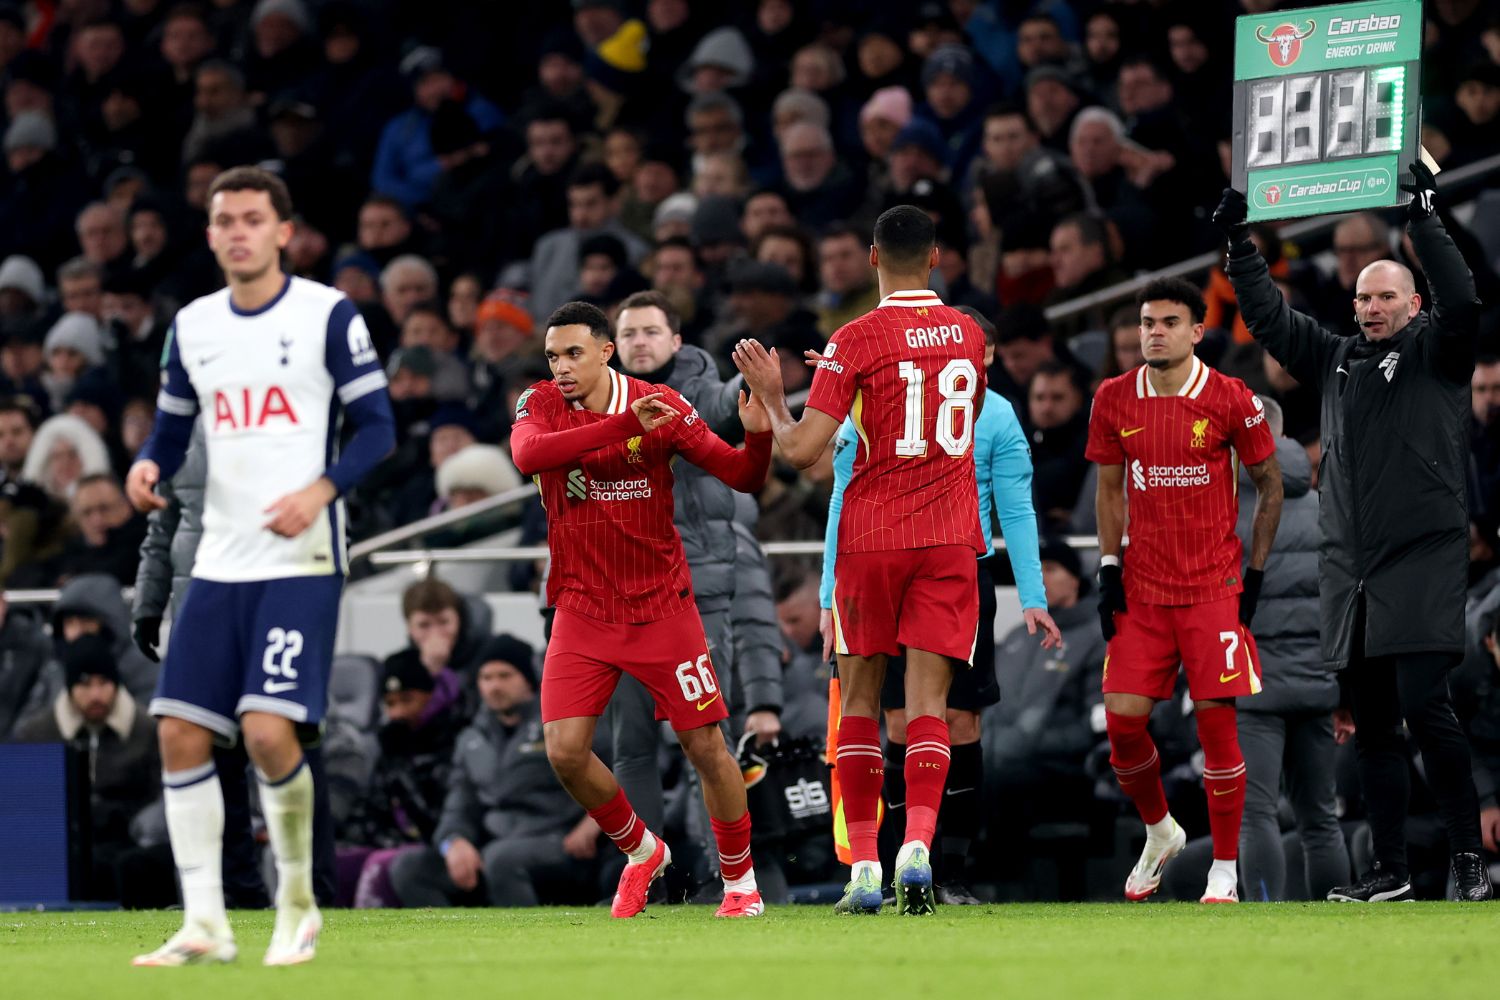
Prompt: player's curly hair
<box><xmin>545</xmin><ymin>301</ymin><xmax>612</xmax><ymax>340</ymax></box>
<box><xmin>1136</xmin><ymin>276</ymin><xmax>1206</xmax><ymax>325</ymax></box>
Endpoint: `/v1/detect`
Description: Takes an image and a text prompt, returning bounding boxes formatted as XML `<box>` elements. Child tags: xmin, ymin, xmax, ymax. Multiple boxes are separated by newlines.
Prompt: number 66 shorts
<box><xmin>542</xmin><ymin>604</ymin><xmax>730</xmax><ymax>732</ymax></box>
<box><xmin>1102</xmin><ymin>596</ymin><xmax>1263</xmax><ymax>702</ymax></box>
<box><xmin>149</xmin><ymin>575</ymin><xmax>344</xmax><ymax>739</ymax></box>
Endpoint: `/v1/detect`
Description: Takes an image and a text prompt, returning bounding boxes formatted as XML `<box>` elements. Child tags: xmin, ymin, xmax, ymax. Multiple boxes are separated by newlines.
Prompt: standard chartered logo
<box><xmin>564</xmin><ymin>469</ymin><xmax>652</xmax><ymax>501</ymax></box>
<box><xmin>1132</xmin><ymin>459</ymin><xmax>1211</xmax><ymax>489</ymax></box>
<box><xmin>566</xmin><ymin>468</ymin><xmax>587</xmax><ymax>500</ymax></box>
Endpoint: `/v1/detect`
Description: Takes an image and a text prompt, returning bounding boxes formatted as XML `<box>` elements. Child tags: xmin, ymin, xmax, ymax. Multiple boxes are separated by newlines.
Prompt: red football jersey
<box><xmin>806</xmin><ymin>290</ymin><xmax>988</xmax><ymax>553</ymax></box>
<box><xmin>511</xmin><ymin>368</ymin><xmax>771</xmax><ymax>624</ymax></box>
<box><xmin>1086</xmin><ymin>357</ymin><xmax>1277</xmax><ymax>606</ymax></box>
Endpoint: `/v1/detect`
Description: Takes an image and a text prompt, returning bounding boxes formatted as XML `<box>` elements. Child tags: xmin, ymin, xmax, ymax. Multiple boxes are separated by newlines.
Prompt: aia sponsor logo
<box><xmin>212</xmin><ymin>386</ymin><xmax>299</xmax><ymax>431</ymax></box>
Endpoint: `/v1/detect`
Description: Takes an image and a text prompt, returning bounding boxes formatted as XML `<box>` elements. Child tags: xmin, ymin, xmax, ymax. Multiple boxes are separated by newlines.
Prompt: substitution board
<box><xmin>1231</xmin><ymin>0</ymin><xmax>1422</xmax><ymax>221</ymax></box>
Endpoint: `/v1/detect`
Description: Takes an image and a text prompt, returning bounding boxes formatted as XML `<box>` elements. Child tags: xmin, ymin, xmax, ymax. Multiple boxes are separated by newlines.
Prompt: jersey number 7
<box><xmin>895</xmin><ymin>359</ymin><xmax>978</xmax><ymax>458</ymax></box>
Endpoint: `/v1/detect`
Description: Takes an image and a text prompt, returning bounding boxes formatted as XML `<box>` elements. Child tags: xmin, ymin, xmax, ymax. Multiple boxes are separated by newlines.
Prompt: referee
<box><xmin>1216</xmin><ymin>164</ymin><xmax>1493</xmax><ymax>902</ymax></box>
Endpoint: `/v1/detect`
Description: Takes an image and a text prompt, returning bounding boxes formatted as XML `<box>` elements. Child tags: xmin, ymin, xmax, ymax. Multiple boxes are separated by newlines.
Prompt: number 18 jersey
<box><xmin>806</xmin><ymin>289</ymin><xmax>987</xmax><ymax>554</ymax></box>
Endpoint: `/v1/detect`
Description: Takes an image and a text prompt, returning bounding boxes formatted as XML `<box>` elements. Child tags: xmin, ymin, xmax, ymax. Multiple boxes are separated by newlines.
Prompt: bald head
<box><xmin>1353</xmin><ymin>259</ymin><xmax>1420</xmax><ymax>340</ymax></box>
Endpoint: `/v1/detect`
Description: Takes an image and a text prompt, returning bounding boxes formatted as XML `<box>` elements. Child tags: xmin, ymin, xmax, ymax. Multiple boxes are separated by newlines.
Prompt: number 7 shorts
<box><xmin>1102</xmin><ymin>596</ymin><xmax>1262</xmax><ymax>702</ymax></box>
<box><xmin>541</xmin><ymin>605</ymin><xmax>730</xmax><ymax>731</ymax></box>
<box><xmin>149</xmin><ymin>575</ymin><xmax>344</xmax><ymax>739</ymax></box>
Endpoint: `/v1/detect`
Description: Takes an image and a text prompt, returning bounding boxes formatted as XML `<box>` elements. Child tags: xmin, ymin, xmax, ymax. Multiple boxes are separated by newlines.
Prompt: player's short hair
<box><xmin>207</xmin><ymin>166</ymin><xmax>293</xmax><ymax>221</ymax></box>
<box><xmin>953</xmin><ymin>304</ymin><xmax>997</xmax><ymax>345</ymax></box>
<box><xmin>617</xmin><ymin>290</ymin><xmax>681</xmax><ymax>335</ymax></box>
<box><xmin>546</xmin><ymin>301</ymin><xmax>612</xmax><ymax>341</ymax></box>
<box><xmin>401</xmin><ymin>577</ymin><xmax>462</xmax><ymax>620</ymax></box>
<box><xmin>567</xmin><ymin>161</ymin><xmax>620</xmax><ymax>198</ymax></box>
<box><xmin>1136</xmin><ymin>276</ymin><xmax>1206</xmax><ymax>325</ymax></box>
<box><xmin>872</xmin><ymin>205</ymin><xmax>935</xmax><ymax>271</ymax></box>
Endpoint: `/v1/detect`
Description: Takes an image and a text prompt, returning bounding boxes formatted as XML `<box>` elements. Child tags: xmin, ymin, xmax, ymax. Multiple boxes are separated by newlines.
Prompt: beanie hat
<box><xmin>922</xmin><ymin>44</ymin><xmax>975</xmax><ymax>90</ymax></box>
<box><xmin>475</xmin><ymin>290</ymin><xmax>534</xmax><ymax>335</ymax></box>
<box><xmin>251</xmin><ymin>0</ymin><xmax>310</xmax><ymax>32</ymax></box>
<box><xmin>690</xmin><ymin>195</ymin><xmax>743</xmax><ymax>247</ymax></box>
<box><xmin>0</xmin><ymin>254</ymin><xmax>44</xmax><ymax>303</ymax></box>
<box><xmin>43</xmin><ymin>312</ymin><xmax>106</xmax><ymax>367</ymax></box>
<box><xmin>586</xmin><ymin>18</ymin><xmax>649</xmax><ymax>93</ymax></box>
<box><xmin>678</xmin><ymin>27</ymin><xmax>754</xmax><ymax>92</ymax></box>
<box><xmin>478</xmin><ymin>634</ymin><xmax>537</xmax><ymax>690</ymax></box>
<box><xmin>435</xmin><ymin>443</ymin><xmax>521</xmax><ymax>499</ymax></box>
<box><xmin>859</xmin><ymin>86</ymin><xmax>913</xmax><ymax>128</ymax></box>
<box><xmin>63</xmin><ymin>634</ymin><xmax>119</xmax><ymax>688</ymax></box>
<box><xmin>653</xmin><ymin>191</ymin><xmax>698</xmax><ymax>230</ymax></box>
<box><xmin>382</xmin><ymin>648</ymin><xmax>436</xmax><ymax>694</ymax></box>
<box><xmin>4</xmin><ymin>110</ymin><xmax>56</xmax><ymax>153</ymax></box>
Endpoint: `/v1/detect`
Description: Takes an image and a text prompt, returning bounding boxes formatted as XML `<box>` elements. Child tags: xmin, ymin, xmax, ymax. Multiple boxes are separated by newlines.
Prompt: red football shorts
<box><xmin>542</xmin><ymin>605</ymin><xmax>730</xmax><ymax>731</ymax></box>
<box><xmin>1103</xmin><ymin>596</ymin><xmax>1263</xmax><ymax>701</ymax></box>
<box><xmin>831</xmin><ymin>544</ymin><xmax>979</xmax><ymax>661</ymax></box>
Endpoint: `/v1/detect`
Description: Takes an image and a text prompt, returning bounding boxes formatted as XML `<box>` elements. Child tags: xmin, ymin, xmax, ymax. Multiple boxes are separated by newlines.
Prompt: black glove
<box><xmin>1212</xmin><ymin>187</ymin><xmax>1252</xmax><ymax>254</ymax></box>
<box><xmin>1398</xmin><ymin>160</ymin><xmax>1437</xmax><ymax>220</ymax></box>
<box><xmin>134</xmin><ymin>616</ymin><xmax>161</xmax><ymax>662</ymax></box>
<box><xmin>1239</xmin><ymin>568</ymin><xmax>1264</xmax><ymax>628</ymax></box>
<box><xmin>1097</xmin><ymin>562</ymin><xmax>1126</xmax><ymax>641</ymax></box>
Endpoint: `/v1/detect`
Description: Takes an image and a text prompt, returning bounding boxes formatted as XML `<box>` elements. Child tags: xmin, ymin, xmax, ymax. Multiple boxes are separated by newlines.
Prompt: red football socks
<box><xmin>1196</xmin><ymin>705</ymin><xmax>1246</xmax><ymax>860</ymax></box>
<box><xmin>902</xmin><ymin>715</ymin><xmax>951</xmax><ymax>849</ymax></box>
<box><xmin>834</xmin><ymin>715</ymin><xmax>884</xmax><ymax>863</ymax></box>
<box><xmin>1106</xmin><ymin>710</ymin><xmax>1169</xmax><ymax>826</ymax></box>
<box><xmin>710</xmin><ymin>811</ymin><xmax>754</xmax><ymax>882</ymax></box>
<box><xmin>588</xmin><ymin>788</ymin><xmax>647</xmax><ymax>857</ymax></box>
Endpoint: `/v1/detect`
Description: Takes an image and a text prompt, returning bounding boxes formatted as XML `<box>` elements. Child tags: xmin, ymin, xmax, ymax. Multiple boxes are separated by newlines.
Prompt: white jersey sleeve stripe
<box><xmin>337</xmin><ymin>369</ymin><xmax>388</xmax><ymax>404</ymax></box>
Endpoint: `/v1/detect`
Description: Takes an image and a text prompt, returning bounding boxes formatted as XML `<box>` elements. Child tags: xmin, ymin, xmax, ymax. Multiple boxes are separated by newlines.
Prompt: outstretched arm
<box><xmin>678</xmin><ymin>389</ymin><xmax>772</xmax><ymax>493</ymax></box>
<box><xmin>511</xmin><ymin>394</ymin><xmax>678</xmax><ymax>476</ymax></box>
<box><xmin>731</xmin><ymin>339</ymin><xmax>840</xmax><ymax>470</ymax></box>
<box><xmin>1402</xmin><ymin>161</ymin><xmax>1479</xmax><ymax>381</ymax></box>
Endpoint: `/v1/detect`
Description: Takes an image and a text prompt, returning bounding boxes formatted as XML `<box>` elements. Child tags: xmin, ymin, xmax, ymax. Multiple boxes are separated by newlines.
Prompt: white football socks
<box><xmin>258</xmin><ymin>757</ymin><xmax>315</xmax><ymax>911</ymax></box>
<box><xmin>163</xmin><ymin>762</ymin><xmax>228</xmax><ymax>935</ymax></box>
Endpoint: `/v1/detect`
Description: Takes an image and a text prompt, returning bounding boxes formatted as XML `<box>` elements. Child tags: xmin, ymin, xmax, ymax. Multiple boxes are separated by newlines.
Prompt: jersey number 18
<box><xmin>895</xmin><ymin>359</ymin><xmax>977</xmax><ymax>458</ymax></box>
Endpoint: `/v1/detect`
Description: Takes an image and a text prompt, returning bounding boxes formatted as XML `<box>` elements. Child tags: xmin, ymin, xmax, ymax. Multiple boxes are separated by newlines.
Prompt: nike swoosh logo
<box><xmin>1120</xmin><ymin>427</ymin><xmax>1145</xmax><ymax>437</ymax></box>
<box><xmin>695</xmin><ymin>692</ymin><xmax>721</xmax><ymax>711</ymax></box>
<box><xmin>197</xmin><ymin>352</ymin><xmax>225</xmax><ymax>367</ymax></box>
<box><xmin>263</xmin><ymin>680</ymin><xmax>299</xmax><ymax>694</ymax></box>
<box><xmin>1219</xmin><ymin>671</ymin><xmax>1242</xmax><ymax>683</ymax></box>
<box><xmin>1212</xmin><ymin>788</ymin><xmax>1237</xmax><ymax>796</ymax></box>
<box><xmin>944</xmin><ymin>787</ymin><xmax>975</xmax><ymax>796</ymax></box>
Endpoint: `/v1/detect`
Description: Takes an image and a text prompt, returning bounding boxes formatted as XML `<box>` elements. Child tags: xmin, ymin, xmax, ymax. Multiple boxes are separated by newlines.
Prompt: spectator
<box><xmin>1430</xmin><ymin>61</ymin><xmax>1500</xmax><ymax>168</ymax></box>
<box><xmin>752</xmin><ymin>224</ymin><xmax>817</xmax><ymax>298</ymax></box>
<box><xmin>371</xmin><ymin>46</ymin><xmax>505</xmax><ymax>211</ymax></box>
<box><xmin>58</xmin><ymin>472</ymin><xmax>147</xmax><ymax>585</ymax></box>
<box><xmin>648</xmin><ymin>236</ymin><xmax>709</xmax><ymax>341</ymax></box>
<box><xmin>181</xmin><ymin>59</ymin><xmax>269</xmax><ymax>166</ymax></box>
<box><xmin>678</xmin><ymin>26</ymin><xmax>753</xmax><ymax>95</ymax></box>
<box><xmin>394</xmin><ymin>577</ymin><xmax>485</xmax><ymax>686</ymax></box>
<box><xmin>971</xmin><ymin>104</ymin><xmax>1088</xmax><ymax>237</ymax></box>
<box><xmin>390</xmin><ymin>636</ymin><xmax>606</xmax><ymax>908</ymax></box>
<box><xmin>0</xmin><ymin>590</ymin><xmax>53</xmax><ymax>740</ymax></box>
<box><xmin>1024</xmin><ymin>65</ymin><xmax>1082</xmax><ymax>153</ymax></box>
<box><xmin>341</xmin><ymin>648</ymin><xmax>467</xmax><ymax>907</ymax></box>
<box><xmin>739</xmin><ymin>188</ymin><xmax>793</xmax><ymax>243</ymax></box>
<box><xmin>1096</xmin><ymin>304</ymin><xmax>1146</xmax><ymax>384</ymax></box>
<box><xmin>1045</xmin><ymin>212</ymin><xmax>1128</xmax><ymax>339</ymax></box>
<box><xmin>529</xmin><ymin>163</ymin><xmax>650</xmax><ymax>321</ymax></box>
<box><xmin>982</xmin><ymin>539</ymin><xmax>1104</xmax><ymax>845</ymax></box>
<box><xmin>13</xmin><ymin>634</ymin><xmax>160</xmax><ymax>902</ymax></box>
<box><xmin>815</xmin><ymin>224</ymin><xmax>877</xmax><ymax>336</ymax></box>
<box><xmin>692</xmin><ymin>151</ymin><xmax>750</xmax><ymax>200</ymax></box>
<box><xmin>703</xmin><ymin>258</ymin><xmax>803</xmax><ymax>367</ymax></box>
<box><xmin>1025</xmin><ymin>358</ymin><xmax>1091</xmax><ymax>535</ymax></box>
<box><xmin>22</xmin><ymin>412</ymin><xmax>111</xmax><ymax>502</ymax></box>
<box><xmin>74</xmin><ymin>202</ymin><xmax>130</xmax><ymax>271</ymax></box>
<box><xmin>465</xmin><ymin>291</ymin><xmax>534</xmax><ymax>439</ymax></box>
<box><xmin>775</xmin><ymin>122</ymin><xmax>862</xmax><ymax>230</ymax></box>
<box><xmin>507</xmin><ymin>107</ymin><xmax>582</xmax><ymax>258</ymax></box>
<box><xmin>1303</xmin><ymin>212</ymin><xmax>1394</xmax><ymax>328</ymax></box>
<box><xmin>434</xmin><ymin>443</ymin><xmax>522</xmax><ymax>512</ymax></box>
<box><xmin>0</xmin><ymin>253</ymin><xmax>44</xmax><ymax>323</ymax></box>
<box><xmin>243</xmin><ymin>0</ymin><xmax>320</xmax><ymax>101</ymax></box>
<box><xmin>356</xmin><ymin>195</ymin><xmax>421</xmax><ymax>268</ymax></box>
<box><xmin>685</xmin><ymin>91</ymin><xmax>748</xmax><ymax>178</ymax></box>
<box><xmin>1233</xmin><ymin>398</ymin><xmax>1351</xmax><ymax>901</ymax></box>
<box><xmin>0</xmin><ymin>111</ymin><xmax>88</xmax><ymax>272</ymax></box>
<box><xmin>857</xmin><ymin>85</ymin><xmax>912</xmax><ymax>209</ymax></box>
<box><xmin>24</xmin><ymin>572</ymin><xmax>160</xmax><ymax>718</ymax></box>
<box><xmin>990</xmin><ymin>302</ymin><xmax>1063</xmax><ymax>409</ymax></box>
<box><xmin>0</xmin><ymin>394</ymin><xmax>34</xmax><ymax>479</ymax></box>
<box><xmin>0</xmin><ymin>319</ymin><xmax>46</xmax><ymax>411</ymax></box>
<box><xmin>885</xmin><ymin>118</ymin><xmax>948</xmax><ymax>195</ymax></box>
<box><xmin>914</xmin><ymin>44</ymin><xmax>983</xmax><ymax>182</ymax></box>
<box><xmin>398</xmin><ymin>303</ymin><xmax>469</xmax><ymax>400</ymax></box>
<box><xmin>380</xmin><ymin>255</ymin><xmax>438</xmax><ymax>328</ymax></box>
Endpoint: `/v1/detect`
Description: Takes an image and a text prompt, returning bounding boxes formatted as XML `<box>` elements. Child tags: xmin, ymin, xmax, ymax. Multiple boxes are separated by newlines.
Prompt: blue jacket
<box><xmin>371</xmin><ymin>94</ymin><xmax>506</xmax><ymax>209</ymax></box>
<box><xmin>821</xmin><ymin>389</ymin><xmax>1045</xmax><ymax>611</ymax></box>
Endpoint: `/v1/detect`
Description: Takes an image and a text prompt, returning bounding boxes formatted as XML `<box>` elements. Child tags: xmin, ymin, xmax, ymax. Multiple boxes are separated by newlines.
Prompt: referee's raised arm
<box><xmin>1214</xmin><ymin>189</ymin><xmax>1341</xmax><ymax>391</ymax></box>
<box><xmin>1401</xmin><ymin>162</ymin><xmax>1482</xmax><ymax>382</ymax></box>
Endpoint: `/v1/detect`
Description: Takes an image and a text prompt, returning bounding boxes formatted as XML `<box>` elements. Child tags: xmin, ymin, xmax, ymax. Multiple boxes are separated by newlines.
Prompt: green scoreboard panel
<box><xmin>1232</xmin><ymin>0</ymin><xmax>1423</xmax><ymax>221</ymax></box>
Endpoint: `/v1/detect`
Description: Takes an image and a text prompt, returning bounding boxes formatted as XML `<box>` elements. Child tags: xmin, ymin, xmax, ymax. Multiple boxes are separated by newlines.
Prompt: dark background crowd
<box><xmin>1</xmin><ymin>0</ymin><xmax>1499</xmax><ymax>906</ymax></box>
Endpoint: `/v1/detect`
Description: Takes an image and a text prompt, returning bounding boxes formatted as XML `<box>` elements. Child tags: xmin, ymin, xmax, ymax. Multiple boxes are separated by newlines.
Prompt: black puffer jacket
<box><xmin>1235</xmin><ymin>438</ymin><xmax>1334</xmax><ymax>713</ymax></box>
<box><xmin>1228</xmin><ymin>214</ymin><xmax>1479</xmax><ymax>669</ymax></box>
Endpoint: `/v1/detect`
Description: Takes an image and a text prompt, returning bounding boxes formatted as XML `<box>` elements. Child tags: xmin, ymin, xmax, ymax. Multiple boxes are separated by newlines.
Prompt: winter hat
<box><xmin>653</xmin><ymin>192</ymin><xmax>699</xmax><ymax>230</ymax></box>
<box><xmin>1038</xmin><ymin>537</ymin><xmax>1082</xmax><ymax>582</ymax></box>
<box><xmin>386</xmin><ymin>345</ymin><xmax>437</xmax><ymax>378</ymax></box>
<box><xmin>859</xmin><ymin>86</ymin><xmax>913</xmax><ymax>128</ymax></box>
<box><xmin>428</xmin><ymin>403</ymin><xmax>479</xmax><ymax>437</ymax></box>
<box><xmin>399</xmin><ymin>45</ymin><xmax>446</xmax><ymax>83</ymax></box>
<box><xmin>63</xmin><ymin>634</ymin><xmax>120</xmax><ymax>688</ymax></box>
<box><xmin>333</xmin><ymin>249</ymin><xmax>381</xmax><ymax>284</ymax></box>
<box><xmin>477</xmin><ymin>634</ymin><xmax>537</xmax><ymax>690</ymax></box>
<box><xmin>586</xmin><ymin>17</ymin><xmax>649</xmax><ymax>92</ymax></box>
<box><xmin>922</xmin><ymin>44</ymin><xmax>975</xmax><ymax>90</ymax></box>
<box><xmin>251</xmin><ymin>0</ymin><xmax>310</xmax><ymax>32</ymax></box>
<box><xmin>890</xmin><ymin>118</ymin><xmax>947</xmax><ymax>164</ymax></box>
<box><xmin>4</xmin><ymin>110</ymin><xmax>56</xmax><ymax>153</ymax></box>
<box><xmin>65</xmin><ymin>368</ymin><xmax>124</xmax><ymax>425</ymax></box>
<box><xmin>435</xmin><ymin>443</ymin><xmax>521</xmax><ymax>499</ymax></box>
<box><xmin>382</xmin><ymin>648</ymin><xmax>436</xmax><ymax>694</ymax></box>
<box><xmin>43</xmin><ymin>312</ymin><xmax>105</xmax><ymax>367</ymax></box>
<box><xmin>0</xmin><ymin>254</ymin><xmax>44</xmax><ymax>304</ymax></box>
<box><xmin>678</xmin><ymin>27</ymin><xmax>754</xmax><ymax>92</ymax></box>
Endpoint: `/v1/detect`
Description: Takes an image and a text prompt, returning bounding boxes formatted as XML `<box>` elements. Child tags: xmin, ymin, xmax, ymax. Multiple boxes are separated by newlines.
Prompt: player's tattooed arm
<box><xmin>1245</xmin><ymin>453</ymin><xmax>1283</xmax><ymax>572</ymax></box>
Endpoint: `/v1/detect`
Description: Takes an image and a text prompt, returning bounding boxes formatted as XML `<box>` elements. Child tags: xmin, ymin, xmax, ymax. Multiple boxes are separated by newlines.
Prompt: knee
<box><xmin>544</xmin><ymin>733</ymin><xmax>592</xmax><ymax>782</ymax></box>
<box><xmin>678</xmin><ymin>727</ymin><xmax>730</xmax><ymax>773</ymax></box>
<box><xmin>947</xmin><ymin>709</ymin><xmax>980</xmax><ymax>745</ymax></box>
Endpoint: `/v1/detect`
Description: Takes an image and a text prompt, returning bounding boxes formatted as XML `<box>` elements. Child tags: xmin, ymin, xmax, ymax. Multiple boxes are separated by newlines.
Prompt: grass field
<box><xmin>3</xmin><ymin>904</ymin><xmax>1493</xmax><ymax>1000</ymax></box>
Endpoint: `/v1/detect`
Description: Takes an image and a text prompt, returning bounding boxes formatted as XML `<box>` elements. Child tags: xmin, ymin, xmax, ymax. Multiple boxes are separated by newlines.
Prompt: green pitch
<box><xmin>3</xmin><ymin>904</ymin><xmax>1491</xmax><ymax>1000</ymax></box>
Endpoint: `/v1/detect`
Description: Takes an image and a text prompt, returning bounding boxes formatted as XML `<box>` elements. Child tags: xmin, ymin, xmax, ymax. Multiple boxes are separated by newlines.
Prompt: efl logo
<box><xmin>1255</xmin><ymin>20</ymin><xmax>1315</xmax><ymax>68</ymax></box>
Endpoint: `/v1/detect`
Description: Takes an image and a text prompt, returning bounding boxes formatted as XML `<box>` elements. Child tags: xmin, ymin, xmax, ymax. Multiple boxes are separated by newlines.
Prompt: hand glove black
<box><xmin>1398</xmin><ymin>160</ymin><xmax>1437</xmax><ymax>220</ymax></box>
<box><xmin>1239</xmin><ymin>568</ymin><xmax>1264</xmax><ymax>628</ymax></box>
<box><xmin>134</xmin><ymin>616</ymin><xmax>161</xmax><ymax>663</ymax></box>
<box><xmin>1097</xmin><ymin>563</ymin><xmax>1126</xmax><ymax>642</ymax></box>
<box><xmin>1212</xmin><ymin>187</ymin><xmax>1252</xmax><ymax>253</ymax></box>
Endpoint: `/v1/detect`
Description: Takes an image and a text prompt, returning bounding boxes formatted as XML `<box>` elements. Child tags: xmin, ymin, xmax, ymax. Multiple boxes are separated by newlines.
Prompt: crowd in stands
<box><xmin>1</xmin><ymin>0</ymin><xmax>1499</xmax><ymax>904</ymax></box>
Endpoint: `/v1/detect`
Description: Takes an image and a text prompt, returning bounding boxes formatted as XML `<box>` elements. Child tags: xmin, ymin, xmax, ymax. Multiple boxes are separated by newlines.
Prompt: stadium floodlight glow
<box><xmin>1232</xmin><ymin>0</ymin><xmax>1423</xmax><ymax>221</ymax></box>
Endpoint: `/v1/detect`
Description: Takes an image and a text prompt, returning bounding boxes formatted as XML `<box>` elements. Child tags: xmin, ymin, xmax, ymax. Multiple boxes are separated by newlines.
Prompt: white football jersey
<box><xmin>157</xmin><ymin>276</ymin><xmax>387</xmax><ymax>582</ymax></box>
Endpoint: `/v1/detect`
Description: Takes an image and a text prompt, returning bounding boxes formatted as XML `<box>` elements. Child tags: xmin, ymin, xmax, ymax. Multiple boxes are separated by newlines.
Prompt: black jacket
<box><xmin>1228</xmin><ymin>214</ymin><xmax>1480</xmax><ymax>669</ymax></box>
